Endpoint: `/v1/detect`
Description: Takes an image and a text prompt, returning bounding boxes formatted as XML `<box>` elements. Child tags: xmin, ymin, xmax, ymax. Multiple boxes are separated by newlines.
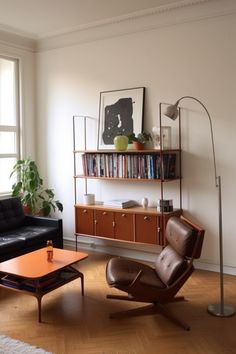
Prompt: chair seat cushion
<box><xmin>106</xmin><ymin>257</ymin><xmax>166</xmax><ymax>289</ymax></box>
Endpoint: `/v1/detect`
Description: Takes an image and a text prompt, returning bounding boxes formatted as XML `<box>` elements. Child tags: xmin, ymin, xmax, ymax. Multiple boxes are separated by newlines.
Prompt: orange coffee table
<box><xmin>0</xmin><ymin>248</ymin><xmax>88</xmax><ymax>322</ymax></box>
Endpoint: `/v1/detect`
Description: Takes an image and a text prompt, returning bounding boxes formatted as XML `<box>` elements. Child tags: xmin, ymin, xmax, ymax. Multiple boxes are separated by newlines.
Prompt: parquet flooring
<box><xmin>1</xmin><ymin>251</ymin><xmax>236</xmax><ymax>354</ymax></box>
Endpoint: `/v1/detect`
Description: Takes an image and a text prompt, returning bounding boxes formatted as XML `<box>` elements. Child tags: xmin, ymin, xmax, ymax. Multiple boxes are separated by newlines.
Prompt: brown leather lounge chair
<box><xmin>106</xmin><ymin>215</ymin><xmax>205</xmax><ymax>330</ymax></box>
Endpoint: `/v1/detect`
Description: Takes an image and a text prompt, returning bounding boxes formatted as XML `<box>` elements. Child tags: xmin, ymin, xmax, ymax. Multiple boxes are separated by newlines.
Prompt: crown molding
<box><xmin>35</xmin><ymin>0</ymin><xmax>236</xmax><ymax>52</ymax></box>
<box><xmin>0</xmin><ymin>0</ymin><xmax>235</xmax><ymax>53</ymax></box>
<box><xmin>38</xmin><ymin>0</ymin><xmax>208</xmax><ymax>39</ymax></box>
<box><xmin>0</xmin><ymin>28</ymin><xmax>36</xmax><ymax>52</ymax></box>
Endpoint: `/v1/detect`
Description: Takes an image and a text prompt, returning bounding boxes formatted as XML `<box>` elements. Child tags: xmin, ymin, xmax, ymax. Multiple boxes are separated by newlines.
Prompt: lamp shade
<box><xmin>164</xmin><ymin>102</ymin><xmax>179</xmax><ymax>120</ymax></box>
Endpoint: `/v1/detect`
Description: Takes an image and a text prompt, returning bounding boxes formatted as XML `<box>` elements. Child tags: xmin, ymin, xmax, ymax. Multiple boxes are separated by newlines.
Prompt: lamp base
<box><xmin>208</xmin><ymin>304</ymin><xmax>235</xmax><ymax>317</ymax></box>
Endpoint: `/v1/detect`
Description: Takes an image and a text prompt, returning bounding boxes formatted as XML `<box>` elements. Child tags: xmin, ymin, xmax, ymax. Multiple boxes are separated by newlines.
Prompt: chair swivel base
<box><xmin>107</xmin><ymin>295</ymin><xmax>190</xmax><ymax>331</ymax></box>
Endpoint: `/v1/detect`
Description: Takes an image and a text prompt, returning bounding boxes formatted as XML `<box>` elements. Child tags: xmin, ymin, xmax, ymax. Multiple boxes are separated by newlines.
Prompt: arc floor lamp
<box><xmin>163</xmin><ymin>96</ymin><xmax>235</xmax><ymax>317</ymax></box>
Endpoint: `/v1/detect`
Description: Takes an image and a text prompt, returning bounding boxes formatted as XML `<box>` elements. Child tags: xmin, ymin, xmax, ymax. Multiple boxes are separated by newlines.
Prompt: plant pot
<box><xmin>23</xmin><ymin>204</ymin><xmax>31</xmax><ymax>215</ymax></box>
<box><xmin>36</xmin><ymin>209</ymin><xmax>44</xmax><ymax>217</ymax></box>
<box><xmin>133</xmin><ymin>141</ymin><xmax>145</xmax><ymax>150</ymax></box>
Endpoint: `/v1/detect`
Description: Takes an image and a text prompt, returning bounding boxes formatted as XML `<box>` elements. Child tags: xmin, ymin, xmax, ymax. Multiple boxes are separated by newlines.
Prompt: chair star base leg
<box><xmin>108</xmin><ymin>302</ymin><xmax>190</xmax><ymax>331</ymax></box>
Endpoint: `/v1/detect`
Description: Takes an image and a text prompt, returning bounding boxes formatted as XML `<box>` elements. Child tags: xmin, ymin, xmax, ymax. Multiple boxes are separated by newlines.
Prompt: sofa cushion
<box><xmin>0</xmin><ymin>237</ymin><xmax>25</xmax><ymax>256</ymax></box>
<box><xmin>3</xmin><ymin>226</ymin><xmax>59</xmax><ymax>247</ymax></box>
<box><xmin>0</xmin><ymin>197</ymin><xmax>25</xmax><ymax>232</ymax></box>
<box><xmin>0</xmin><ymin>197</ymin><xmax>63</xmax><ymax>262</ymax></box>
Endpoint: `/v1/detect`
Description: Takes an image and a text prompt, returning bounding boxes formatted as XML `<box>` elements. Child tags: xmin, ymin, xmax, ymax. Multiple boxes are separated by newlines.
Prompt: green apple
<box><xmin>113</xmin><ymin>135</ymin><xmax>128</xmax><ymax>151</ymax></box>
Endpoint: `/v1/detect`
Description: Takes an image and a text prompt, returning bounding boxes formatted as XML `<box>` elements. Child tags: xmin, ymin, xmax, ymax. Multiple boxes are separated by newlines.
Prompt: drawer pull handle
<box><xmin>103</xmin><ymin>211</ymin><xmax>107</xmax><ymax>215</ymax></box>
<box><xmin>122</xmin><ymin>214</ymin><xmax>126</xmax><ymax>217</ymax></box>
<box><xmin>157</xmin><ymin>227</ymin><xmax>161</xmax><ymax>233</ymax></box>
<box><xmin>83</xmin><ymin>210</ymin><xmax>87</xmax><ymax>214</ymax></box>
<box><xmin>144</xmin><ymin>216</ymin><xmax>149</xmax><ymax>221</ymax></box>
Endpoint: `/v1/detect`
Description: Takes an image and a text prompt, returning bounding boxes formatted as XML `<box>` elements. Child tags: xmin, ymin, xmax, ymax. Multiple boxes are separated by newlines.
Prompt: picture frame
<box><xmin>97</xmin><ymin>87</ymin><xmax>145</xmax><ymax>150</ymax></box>
<box><xmin>152</xmin><ymin>126</ymin><xmax>172</xmax><ymax>150</ymax></box>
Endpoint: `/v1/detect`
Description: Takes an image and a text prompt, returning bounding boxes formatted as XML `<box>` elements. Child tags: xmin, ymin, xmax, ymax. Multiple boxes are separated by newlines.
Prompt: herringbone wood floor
<box><xmin>1</xmin><ymin>251</ymin><xmax>236</xmax><ymax>354</ymax></box>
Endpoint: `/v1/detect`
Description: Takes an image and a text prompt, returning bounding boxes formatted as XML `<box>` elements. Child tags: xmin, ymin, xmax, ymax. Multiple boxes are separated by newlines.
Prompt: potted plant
<box><xmin>10</xmin><ymin>159</ymin><xmax>43</xmax><ymax>214</ymax></box>
<box><xmin>38</xmin><ymin>188</ymin><xmax>63</xmax><ymax>217</ymax></box>
<box><xmin>10</xmin><ymin>158</ymin><xmax>63</xmax><ymax>216</ymax></box>
<box><xmin>128</xmin><ymin>131</ymin><xmax>152</xmax><ymax>150</ymax></box>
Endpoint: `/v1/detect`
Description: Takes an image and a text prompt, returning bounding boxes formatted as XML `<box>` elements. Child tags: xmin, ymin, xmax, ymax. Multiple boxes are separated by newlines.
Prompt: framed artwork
<box><xmin>152</xmin><ymin>126</ymin><xmax>172</xmax><ymax>150</ymax></box>
<box><xmin>97</xmin><ymin>87</ymin><xmax>145</xmax><ymax>150</ymax></box>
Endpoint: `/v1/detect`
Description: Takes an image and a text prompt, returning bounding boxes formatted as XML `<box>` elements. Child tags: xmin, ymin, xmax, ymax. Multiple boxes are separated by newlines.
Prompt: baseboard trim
<box><xmin>63</xmin><ymin>237</ymin><xmax>236</xmax><ymax>276</ymax></box>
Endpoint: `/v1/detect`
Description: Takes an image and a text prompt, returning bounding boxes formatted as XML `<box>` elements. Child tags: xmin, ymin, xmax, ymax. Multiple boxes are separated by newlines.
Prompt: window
<box><xmin>0</xmin><ymin>56</ymin><xmax>20</xmax><ymax>195</ymax></box>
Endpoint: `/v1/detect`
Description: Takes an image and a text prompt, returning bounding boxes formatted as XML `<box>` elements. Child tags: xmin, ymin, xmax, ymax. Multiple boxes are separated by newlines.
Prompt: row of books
<box><xmin>81</xmin><ymin>153</ymin><xmax>177</xmax><ymax>180</ymax></box>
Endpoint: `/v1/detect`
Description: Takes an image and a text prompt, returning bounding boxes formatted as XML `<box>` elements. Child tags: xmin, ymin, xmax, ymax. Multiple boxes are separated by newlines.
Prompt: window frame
<box><xmin>0</xmin><ymin>55</ymin><xmax>21</xmax><ymax>196</ymax></box>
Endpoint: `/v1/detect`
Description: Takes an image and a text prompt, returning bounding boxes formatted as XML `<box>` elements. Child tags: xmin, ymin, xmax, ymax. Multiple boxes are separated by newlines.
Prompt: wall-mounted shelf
<box><xmin>73</xmin><ymin>107</ymin><xmax>182</xmax><ymax>248</ymax></box>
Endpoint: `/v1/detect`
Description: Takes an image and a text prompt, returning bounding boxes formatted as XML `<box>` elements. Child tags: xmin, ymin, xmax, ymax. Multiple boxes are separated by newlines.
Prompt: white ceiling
<box><xmin>0</xmin><ymin>0</ymin><xmax>178</xmax><ymax>39</ymax></box>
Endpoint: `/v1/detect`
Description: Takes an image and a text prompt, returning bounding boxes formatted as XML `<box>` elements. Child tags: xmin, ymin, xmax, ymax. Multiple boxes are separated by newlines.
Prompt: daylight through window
<box><xmin>0</xmin><ymin>56</ymin><xmax>20</xmax><ymax>195</ymax></box>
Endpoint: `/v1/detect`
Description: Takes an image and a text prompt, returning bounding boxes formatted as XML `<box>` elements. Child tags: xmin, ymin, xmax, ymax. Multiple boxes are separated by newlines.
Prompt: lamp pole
<box><xmin>163</xmin><ymin>96</ymin><xmax>235</xmax><ymax>317</ymax></box>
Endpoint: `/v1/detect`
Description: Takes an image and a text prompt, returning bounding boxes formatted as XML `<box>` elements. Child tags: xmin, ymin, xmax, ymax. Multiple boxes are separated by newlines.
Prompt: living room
<box><xmin>0</xmin><ymin>0</ymin><xmax>236</xmax><ymax>353</ymax></box>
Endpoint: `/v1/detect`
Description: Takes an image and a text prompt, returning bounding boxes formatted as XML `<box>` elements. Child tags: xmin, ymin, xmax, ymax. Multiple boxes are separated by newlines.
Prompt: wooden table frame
<box><xmin>0</xmin><ymin>248</ymin><xmax>88</xmax><ymax>322</ymax></box>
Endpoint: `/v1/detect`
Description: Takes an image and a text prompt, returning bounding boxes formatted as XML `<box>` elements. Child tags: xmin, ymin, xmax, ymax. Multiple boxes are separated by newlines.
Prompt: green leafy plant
<box><xmin>10</xmin><ymin>158</ymin><xmax>63</xmax><ymax>216</ymax></box>
<box><xmin>38</xmin><ymin>188</ymin><xmax>63</xmax><ymax>217</ymax></box>
<box><xmin>10</xmin><ymin>159</ymin><xmax>43</xmax><ymax>214</ymax></box>
<box><xmin>128</xmin><ymin>131</ymin><xmax>152</xmax><ymax>144</ymax></box>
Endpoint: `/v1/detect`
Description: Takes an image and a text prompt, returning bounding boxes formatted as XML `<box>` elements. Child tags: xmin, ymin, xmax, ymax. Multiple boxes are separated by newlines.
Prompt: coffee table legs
<box><xmin>78</xmin><ymin>270</ymin><xmax>84</xmax><ymax>296</ymax></box>
<box><xmin>68</xmin><ymin>266</ymin><xmax>85</xmax><ymax>296</ymax></box>
<box><xmin>36</xmin><ymin>296</ymin><xmax>42</xmax><ymax>323</ymax></box>
<box><xmin>35</xmin><ymin>270</ymin><xmax>84</xmax><ymax>323</ymax></box>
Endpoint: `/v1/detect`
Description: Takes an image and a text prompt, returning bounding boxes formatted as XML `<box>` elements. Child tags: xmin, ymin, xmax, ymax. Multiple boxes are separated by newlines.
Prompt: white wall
<box><xmin>36</xmin><ymin>10</ymin><xmax>236</xmax><ymax>270</ymax></box>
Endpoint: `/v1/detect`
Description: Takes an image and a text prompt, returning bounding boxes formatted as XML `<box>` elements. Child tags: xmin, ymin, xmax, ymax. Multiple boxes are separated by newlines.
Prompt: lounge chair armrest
<box><xmin>129</xmin><ymin>270</ymin><xmax>143</xmax><ymax>288</ymax></box>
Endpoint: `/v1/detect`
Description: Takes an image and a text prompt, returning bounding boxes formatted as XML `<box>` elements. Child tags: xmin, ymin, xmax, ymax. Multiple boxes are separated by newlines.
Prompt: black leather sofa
<box><xmin>0</xmin><ymin>197</ymin><xmax>63</xmax><ymax>262</ymax></box>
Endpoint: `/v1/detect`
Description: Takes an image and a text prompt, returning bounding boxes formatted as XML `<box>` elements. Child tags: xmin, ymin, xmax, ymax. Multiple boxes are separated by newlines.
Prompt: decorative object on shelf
<box><xmin>113</xmin><ymin>134</ymin><xmax>129</xmax><ymax>151</ymax></box>
<box><xmin>128</xmin><ymin>131</ymin><xmax>152</xmax><ymax>150</ymax></box>
<box><xmin>83</xmin><ymin>193</ymin><xmax>95</xmax><ymax>205</ymax></box>
<box><xmin>104</xmin><ymin>199</ymin><xmax>137</xmax><ymax>208</ymax></box>
<box><xmin>10</xmin><ymin>158</ymin><xmax>63</xmax><ymax>217</ymax></box>
<box><xmin>164</xmin><ymin>95</ymin><xmax>235</xmax><ymax>318</ymax></box>
<box><xmin>152</xmin><ymin>126</ymin><xmax>161</xmax><ymax>149</ymax></box>
<box><xmin>157</xmin><ymin>199</ymin><xmax>173</xmax><ymax>212</ymax></box>
<box><xmin>98</xmin><ymin>87</ymin><xmax>145</xmax><ymax>150</ymax></box>
<box><xmin>152</xmin><ymin>126</ymin><xmax>171</xmax><ymax>150</ymax></box>
<box><xmin>142</xmin><ymin>197</ymin><xmax>148</xmax><ymax>208</ymax></box>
